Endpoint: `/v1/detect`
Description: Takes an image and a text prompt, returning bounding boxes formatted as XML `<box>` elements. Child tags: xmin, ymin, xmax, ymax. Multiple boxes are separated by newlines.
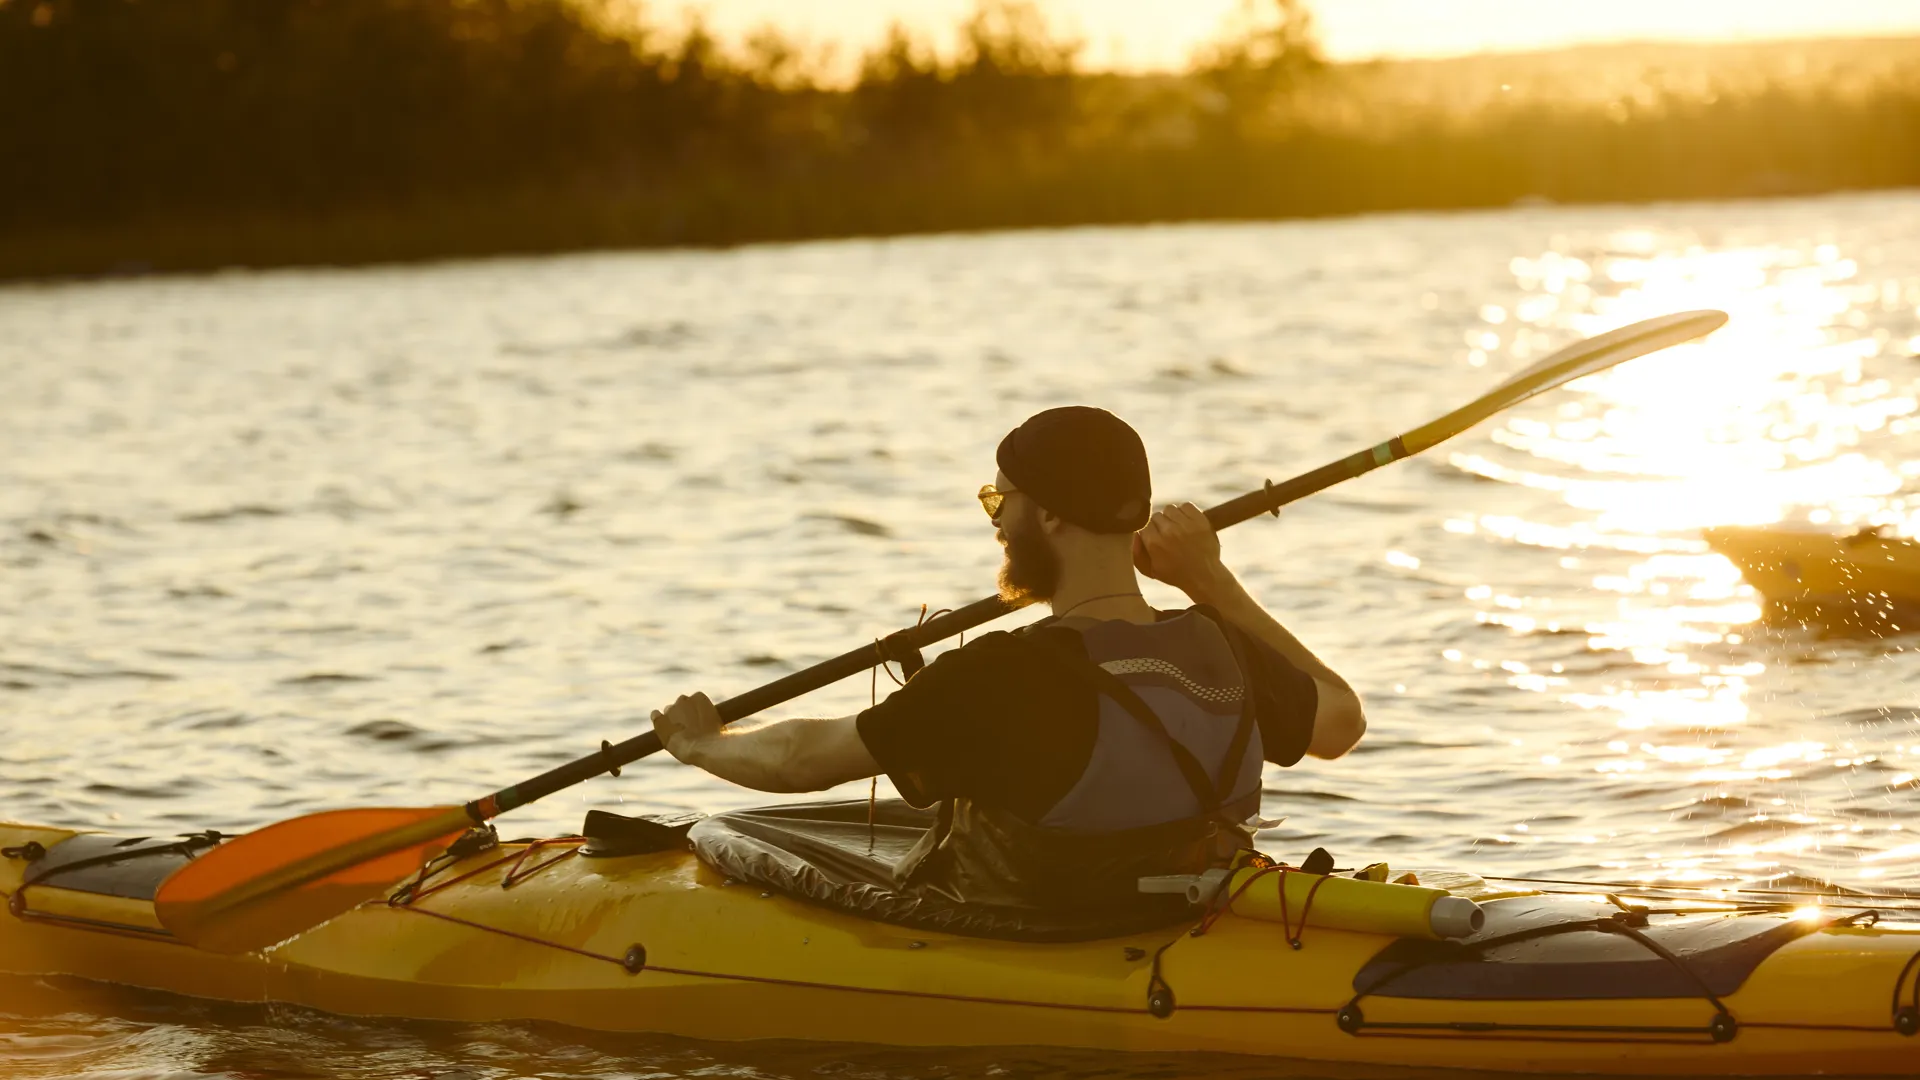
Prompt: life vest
<box><xmin>893</xmin><ymin>606</ymin><xmax>1266</xmax><ymax>915</ymax></box>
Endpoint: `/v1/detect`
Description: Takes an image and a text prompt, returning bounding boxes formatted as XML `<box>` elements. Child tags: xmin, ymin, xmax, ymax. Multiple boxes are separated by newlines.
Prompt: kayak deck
<box><xmin>4</xmin><ymin>820</ymin><xmax>1919</xmax><ymax>1075</ymax></box>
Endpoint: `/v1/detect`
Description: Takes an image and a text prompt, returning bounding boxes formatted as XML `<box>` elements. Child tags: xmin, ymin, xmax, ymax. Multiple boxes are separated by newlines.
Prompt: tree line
<box><xmin>2</xmin><ymin>0</ymin><xmax>1916</xmax><ymax>277</ymax></box>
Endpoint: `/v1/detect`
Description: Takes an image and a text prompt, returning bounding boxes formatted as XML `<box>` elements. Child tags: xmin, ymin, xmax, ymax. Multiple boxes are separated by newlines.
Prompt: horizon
<box><xmin>681</xmin><ymin>0</ymin><xmax>1920</xmax><ymax>69</ymax></box>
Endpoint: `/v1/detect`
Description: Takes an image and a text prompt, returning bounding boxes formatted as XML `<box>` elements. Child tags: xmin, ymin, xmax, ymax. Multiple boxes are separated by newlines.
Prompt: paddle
<box><xmin>155</xmin><ymin>308</ymin><xmax>1728</xmax><ymax>953</ymax></box>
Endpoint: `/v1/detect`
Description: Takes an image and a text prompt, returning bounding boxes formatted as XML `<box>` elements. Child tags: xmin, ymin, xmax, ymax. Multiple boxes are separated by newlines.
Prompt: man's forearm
<box><xmin>1189</xmin><ymin>565</ymin><xmax>1367</xmax><ymax>758</ymax></box>
<box><xmin>682</xmin><ymin>718</ymin><xmax>819</xmax><ymax>792</ymax></box>
<box><xmin>680</xmin><ymin>715</ymin><xmax>874</xmax><ymax>793</ymax></box>
<box><xmin>1134</xmin><ymin>504</ymin><xmax>1364</xmax><ymax>758</ymax></box>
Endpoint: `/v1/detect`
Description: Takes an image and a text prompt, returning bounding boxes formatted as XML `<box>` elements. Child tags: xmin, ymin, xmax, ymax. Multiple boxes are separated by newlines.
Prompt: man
<box><xmin>653</xmin><ymin>406</ymin><xmax>1365</xmax><ymax>913</ymax></box>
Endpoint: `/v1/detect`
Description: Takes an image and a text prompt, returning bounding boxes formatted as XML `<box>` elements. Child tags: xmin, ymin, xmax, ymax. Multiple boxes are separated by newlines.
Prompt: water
<box><xmin>3</xmin><ymin>190</ymin><xmax>1919</xmax><ymax>1077</ymax></box>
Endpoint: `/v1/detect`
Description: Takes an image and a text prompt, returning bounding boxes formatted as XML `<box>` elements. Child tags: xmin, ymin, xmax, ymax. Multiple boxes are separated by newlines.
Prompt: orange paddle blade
<box><xmin>155</xmin><ymin>805</ymin><xmax>473</xmax><ymax>954</ymax></box>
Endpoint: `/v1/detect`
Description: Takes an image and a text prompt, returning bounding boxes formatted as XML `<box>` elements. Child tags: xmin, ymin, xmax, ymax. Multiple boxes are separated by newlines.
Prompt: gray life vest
<box><xmin>1033</xmin><ymin>609</ymin><xmax>1265</xmax><ymax>833</ymax></box>
<box><xmin>893</xmin><ymin>606</ymin><xmax>1267</xmax><ymax>914</ymax></box>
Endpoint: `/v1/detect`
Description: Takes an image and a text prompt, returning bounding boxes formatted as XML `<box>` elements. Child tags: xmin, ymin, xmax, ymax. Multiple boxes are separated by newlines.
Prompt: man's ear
<box><xmin>1036</xmin><ymin>506</ymin><xmax>1064</xmax><ymax>535</ymax></box>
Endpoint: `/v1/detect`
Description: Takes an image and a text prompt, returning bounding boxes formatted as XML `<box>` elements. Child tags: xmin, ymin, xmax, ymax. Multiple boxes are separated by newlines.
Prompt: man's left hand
<box><xmin>652</xmin><ymin>691</ymin><xmax>723</xmax><ymax>765</ymax></box>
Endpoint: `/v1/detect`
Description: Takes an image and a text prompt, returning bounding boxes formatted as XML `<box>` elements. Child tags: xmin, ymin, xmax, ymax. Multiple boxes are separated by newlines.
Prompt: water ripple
<box><xmin>1</xmin><ymin>192</ymin><xmax>1917</xmax><ymax>1076</ymax></box>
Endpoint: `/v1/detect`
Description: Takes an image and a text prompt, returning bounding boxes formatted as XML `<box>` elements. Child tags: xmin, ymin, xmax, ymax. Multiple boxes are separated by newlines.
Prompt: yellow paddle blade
<box><xmin>1401</xmin><ymin>309</ymin><xmax>1728</xmax><ymax>456</ymax></box>
<box><xmin>1204</xmin><ymin>309</ymin><xmax>1728</xmax><ymax>531</ymax></box>
<box><xmin>155</xmin><ymin>805</ymin><xmax>473</xmax><ymax>954</ymax></box>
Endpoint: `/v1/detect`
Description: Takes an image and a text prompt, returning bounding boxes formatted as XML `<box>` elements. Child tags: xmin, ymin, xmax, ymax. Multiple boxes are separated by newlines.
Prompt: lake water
<box><xmin>3</xmin><ymin>190</ymin><xmax>1919</xmax><ymax>1077</ymax></box>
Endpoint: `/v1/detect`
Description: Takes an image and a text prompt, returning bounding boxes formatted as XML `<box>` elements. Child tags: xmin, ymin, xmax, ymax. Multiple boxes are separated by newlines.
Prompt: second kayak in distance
<box><xmin>1703</xmin><ymin>524</ymin><xmax>1920</xmax><ymax>636</ymax></box>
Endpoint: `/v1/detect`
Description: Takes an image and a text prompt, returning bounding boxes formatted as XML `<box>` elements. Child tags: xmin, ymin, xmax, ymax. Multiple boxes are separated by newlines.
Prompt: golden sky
<box><xmin>691</xmin><ymin>0</ymin><xmax>1920</xmax><ymax>67</ymax></box>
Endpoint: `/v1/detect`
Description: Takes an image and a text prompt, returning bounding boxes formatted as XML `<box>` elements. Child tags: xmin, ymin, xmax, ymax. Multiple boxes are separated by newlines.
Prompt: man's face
<box><xmin>993</xmin><ymin>469</ymin><xmax>1058</xmax><ymax>604</ymax></box>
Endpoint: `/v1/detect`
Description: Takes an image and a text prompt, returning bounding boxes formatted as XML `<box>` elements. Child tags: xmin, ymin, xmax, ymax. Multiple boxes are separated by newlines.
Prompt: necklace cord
<box><xmin>1056</xmin><ymin>591</ymin><xmax>1145</xmax><ymax>619</ymax></box>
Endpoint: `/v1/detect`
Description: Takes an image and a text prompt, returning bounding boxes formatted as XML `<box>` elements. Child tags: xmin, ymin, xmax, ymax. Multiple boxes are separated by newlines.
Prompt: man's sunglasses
<box><xmin>977</xmin><ymin>484</ymin><xmax>1019</xmax><ymax>520</ymax></box>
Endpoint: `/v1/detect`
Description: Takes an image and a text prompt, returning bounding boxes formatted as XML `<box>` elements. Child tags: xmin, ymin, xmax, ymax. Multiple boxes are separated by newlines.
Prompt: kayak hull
<box><xmin>5</xmin><ymin>821</ymin><xmax>1919</xmax><ymax>1075</ymax></box>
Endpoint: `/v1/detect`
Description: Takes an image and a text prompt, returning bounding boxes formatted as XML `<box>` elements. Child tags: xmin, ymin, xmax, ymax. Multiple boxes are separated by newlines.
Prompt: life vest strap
<box><xmin>1024</xmin><ymin>618</ymin><xmax>1255</xmax><ymax>822</ymax></box>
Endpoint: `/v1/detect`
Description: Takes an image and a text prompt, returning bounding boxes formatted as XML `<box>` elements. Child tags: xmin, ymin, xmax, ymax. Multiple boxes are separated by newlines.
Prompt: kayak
<box><xmin>5</xmin><ymin>808</ymin><xmax>1920</xmax><ymax>1076</ymax></box>
<box><xmin>1703</xmin><ymin>525</ymin><xmax>1920</xmax><ymax>632</ymax></box>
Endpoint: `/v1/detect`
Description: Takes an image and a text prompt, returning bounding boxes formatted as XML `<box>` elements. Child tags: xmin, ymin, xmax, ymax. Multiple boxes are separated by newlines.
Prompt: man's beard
<box><xmin>997</xmin><ymin>517</ymin><xmax>1059</xmax><ymax>606</ymax></box>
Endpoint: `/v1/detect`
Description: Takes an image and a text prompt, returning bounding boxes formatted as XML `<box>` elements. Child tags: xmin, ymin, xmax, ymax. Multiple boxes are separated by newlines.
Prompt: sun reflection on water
<box><xmin>1445</xmin><ymin>227</ymin><xmax>1920</xmax><ymax>891</ymax></box>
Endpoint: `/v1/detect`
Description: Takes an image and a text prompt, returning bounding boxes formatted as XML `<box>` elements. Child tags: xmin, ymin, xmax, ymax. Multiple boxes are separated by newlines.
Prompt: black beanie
<box><xmin>996</xmin><ymin>406</ymin><xmax>1151</xmax><ymax>534</ymax></box>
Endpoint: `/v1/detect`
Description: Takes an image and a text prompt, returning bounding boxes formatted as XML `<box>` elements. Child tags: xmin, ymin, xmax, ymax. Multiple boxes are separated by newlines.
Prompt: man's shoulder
<box><xmin>899</xmin><ymin>622</ymin><xmax>1096</xmax><ymax>691</ymax></box>
<box><xmin>862</xmin><ymin>622</ymin><xmax>1095</xmax><ymax>733</ymax></box>
<box><xmin>943</xmin><ymin>624</ymin><xmax>1074</xmax><ymax>665</ymax></box>
<box><xmin>1167</xmin><ymin>603</ymin><xmax>1253</xmax><ymax>648</ymax></box>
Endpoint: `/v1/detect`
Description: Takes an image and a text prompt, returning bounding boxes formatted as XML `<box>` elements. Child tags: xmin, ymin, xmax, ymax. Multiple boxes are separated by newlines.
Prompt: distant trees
<box><xmin>1</xmin><ymin>0</ymin><xmax>1916</xmax><ymax>277</ymax></box>
<box><xmin>852</xmin><ymin>3</ymin><xmax>1081</xmax><ymax>173</ymax></box>
<box><xmin>1194</xmin><ymin>0</ymin><xmax>1326</xmax><ymax>139</ymax></box>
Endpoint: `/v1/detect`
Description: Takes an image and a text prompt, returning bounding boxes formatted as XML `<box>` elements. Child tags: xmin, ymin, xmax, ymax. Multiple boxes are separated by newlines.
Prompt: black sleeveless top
<box><xmin>856</xmin><ymin>606</ymin><xmax>1318</xmax><ymax>912</ymax></box>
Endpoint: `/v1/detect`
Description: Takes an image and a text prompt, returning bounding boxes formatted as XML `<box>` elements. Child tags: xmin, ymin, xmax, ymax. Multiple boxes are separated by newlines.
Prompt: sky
<box><xmin>688</xmin><ymin>0</ymin><xmax>1920</xmax><ymax>69</ymax></box>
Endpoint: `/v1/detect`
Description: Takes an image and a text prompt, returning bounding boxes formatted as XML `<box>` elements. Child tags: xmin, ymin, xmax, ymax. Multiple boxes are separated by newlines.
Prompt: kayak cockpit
<box><xmin>686</xmin><ymin>799</ymin><xmax>1196</xmax><ymax>942</ymax></box>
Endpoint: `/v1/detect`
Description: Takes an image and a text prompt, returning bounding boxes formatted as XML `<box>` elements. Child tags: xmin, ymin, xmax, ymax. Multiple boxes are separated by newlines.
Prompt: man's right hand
<box><xmin>1133</xmin><ymin>501</ymin><xmax>1237</xmax><ymax>603</ymax></box>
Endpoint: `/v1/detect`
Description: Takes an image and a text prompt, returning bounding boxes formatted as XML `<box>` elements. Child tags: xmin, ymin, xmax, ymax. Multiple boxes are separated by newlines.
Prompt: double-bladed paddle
<box><xmin>155</xmin><ymin>308</ymin><xmax>1729</xmax><ymax>953</ymax></box>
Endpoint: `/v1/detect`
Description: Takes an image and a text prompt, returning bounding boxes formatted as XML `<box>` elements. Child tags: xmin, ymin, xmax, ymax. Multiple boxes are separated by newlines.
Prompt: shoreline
<box><xmin>8</xmin><ymin>182</ymin><xmax>1918</xmax><ymax>288</ymax></box>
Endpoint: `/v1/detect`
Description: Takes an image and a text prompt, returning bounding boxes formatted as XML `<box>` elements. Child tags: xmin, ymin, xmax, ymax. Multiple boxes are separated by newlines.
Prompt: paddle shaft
<box><xmin>150</xmin><ymin>310</ymin><xmax>1726</xmax><ymax>958</ymax></box>
<box><xmin>468</xmin><ymin>308</ymin><xmax>1729</xmax><ymax>822</ymax></box>
<box><xmin>466</xmin><ymin>438</ymin><xmax>1405</xmax><ymax>821</ymax></box>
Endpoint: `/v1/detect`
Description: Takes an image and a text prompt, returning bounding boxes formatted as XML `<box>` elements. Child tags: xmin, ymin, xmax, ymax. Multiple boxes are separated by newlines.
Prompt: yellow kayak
<box><xmin>1703</xmin><ymin>525</ymin><xmax>1920</xmax><ymax>631</ymax></box>
<box><xmin>5</xmin><ymin>809</ymin><xmax>1920</xmax><ymax>1076</ymax></box>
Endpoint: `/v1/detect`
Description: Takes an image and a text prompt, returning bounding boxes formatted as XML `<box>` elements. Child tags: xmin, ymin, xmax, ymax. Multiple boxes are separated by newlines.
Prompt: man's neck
<box><xmin>1047</xmin><ymin>560</ymin><xmax>1155</xmax><ymax>624</ymax></box>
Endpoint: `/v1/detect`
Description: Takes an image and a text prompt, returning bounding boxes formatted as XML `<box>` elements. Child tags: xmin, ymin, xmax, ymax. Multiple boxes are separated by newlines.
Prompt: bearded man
<box><xmin>652</xmin><ymin>406</ymin><xmax>1365</xmax><ymax>910</ymax></box>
